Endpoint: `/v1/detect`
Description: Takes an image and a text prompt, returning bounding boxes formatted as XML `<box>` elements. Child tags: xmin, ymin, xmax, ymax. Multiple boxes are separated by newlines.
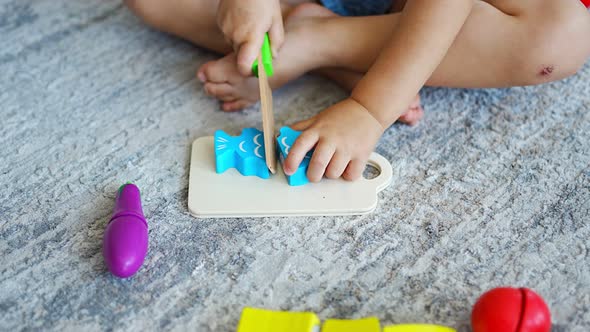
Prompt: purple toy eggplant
<box><xmin>103</xmin><ymin>183</ymin><xmax>148</xmax><ymax>278</ymax></box>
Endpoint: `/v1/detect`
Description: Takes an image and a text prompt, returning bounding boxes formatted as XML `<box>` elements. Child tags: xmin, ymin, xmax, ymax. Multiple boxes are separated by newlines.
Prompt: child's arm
<box><xmin>284</xmin><ymin>0</ymin><xmax>473</xmax><ymax>182</ymax></box>
<box><xmin>217</xmin><ymin>0</ymin><xmax>284</xmax><ymax>76</ymax></box>
<box><xmin>351</xmin><ymin>0</ymin><xmax>473</xmax><ymax>128</ymax></box>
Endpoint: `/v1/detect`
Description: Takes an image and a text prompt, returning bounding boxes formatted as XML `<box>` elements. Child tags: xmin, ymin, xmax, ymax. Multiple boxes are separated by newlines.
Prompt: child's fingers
<box><xmin>291</xmin><ymin>118</ymin><xmax>315</xmax><ymax>131</ymax></box>
<box><xmin>268</xmin><ymin>16</ymin><xmax>284</xmax><ymax>58</ymax></box>
<box><xmin>307</xmin><ymin>143</ymin><xmax>336</xmax><ymax>182</ymax></box>
<box><xmin>236</xmin><ymin>33</ymin><xmax>265</xmax><ymax>76</ymax></box>
<box><xmin>342</xmin><ymin>159</ymin><xmax>365</xmax><ymax>181</ymax></box>
<box><xmin>324</xmin><ymin>151</ymin><xmax>350</xmax><ymax>179</ymax></box>
<box><xmin>284</xmin><ymin>131</ymin><xmax>319</xmax><ymax>175</ymax></box>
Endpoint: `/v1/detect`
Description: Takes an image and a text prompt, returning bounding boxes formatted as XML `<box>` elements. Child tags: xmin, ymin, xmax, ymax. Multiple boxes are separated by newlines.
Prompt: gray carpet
<box><xmin>1</xmin><ymin>1</ymin><xmax>589</xmax><ymax>331</ymax></box>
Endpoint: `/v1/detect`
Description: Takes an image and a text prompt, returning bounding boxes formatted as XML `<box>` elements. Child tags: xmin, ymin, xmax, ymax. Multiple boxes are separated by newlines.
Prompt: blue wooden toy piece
<box><xmin>276</xmin><ymin>127</ymin><xmax>312</xmax><ymax>186</ymax></box>
<box><xmin>215</xmin><ymin>128</ymin><xmax>270</xmax><ymax>179</ymax></box>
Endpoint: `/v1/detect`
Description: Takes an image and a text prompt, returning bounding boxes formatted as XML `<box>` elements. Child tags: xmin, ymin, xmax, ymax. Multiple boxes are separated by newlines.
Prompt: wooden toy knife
<box><xmin>252</xmin><ymin>34</ymin><xmax>277</xmax><ymax>174</ymax></box>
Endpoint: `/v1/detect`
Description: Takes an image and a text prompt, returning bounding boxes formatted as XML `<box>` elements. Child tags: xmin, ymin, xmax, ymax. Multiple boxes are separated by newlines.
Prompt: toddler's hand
<box><xmin>217</xmin><ymin>0</ymin><xmax>284</xmax><ymax>76</ymax></box>
<box><xmin>284</xmin><ymin>98</ymin><xmax>385</xmax><ymax>182</ymax></box>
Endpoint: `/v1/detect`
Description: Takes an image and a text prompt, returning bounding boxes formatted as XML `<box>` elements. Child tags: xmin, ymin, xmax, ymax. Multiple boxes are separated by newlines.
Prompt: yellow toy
<box><xmin>236</xmin><ymin>307</ymin><xmax>320</xmax><ymax>332</ymax></box>
<box><xmin>321</xmin><ymin>317</ymin><xmax>381</xmax><ymax>332</ymax></box>
<box><xmin>236</xmin><ymin>307</ymin><xmax>456</xmax><ymax>332</ymax></box>
<box><xmin>383</xmin><ymin>324</ymin><xmax>456</xmax><ymax>332</ymax></box>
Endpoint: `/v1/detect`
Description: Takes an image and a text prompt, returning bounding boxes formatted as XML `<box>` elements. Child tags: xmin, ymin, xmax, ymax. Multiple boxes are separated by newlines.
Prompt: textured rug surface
<box><xmin>1</xmin><ymin>1</ymin><xmax>589</xmax><ymax>331</ymax></box>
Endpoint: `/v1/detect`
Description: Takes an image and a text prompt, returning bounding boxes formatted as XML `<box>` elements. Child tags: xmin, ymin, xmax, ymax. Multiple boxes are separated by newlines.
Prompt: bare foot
<box><xmin>196</xmin><ymin>3</ymin><xmax>329</xmax><ymax>112</ymax></box>
<box><xmin>397</xmin><ymin>94</ymin><xmax>424</xmax><ymax>126</ymax></box>
<box><xmin>197</xmin><ymin>54</ymin><xmax>260</xmax><ymax>112</ymax></box>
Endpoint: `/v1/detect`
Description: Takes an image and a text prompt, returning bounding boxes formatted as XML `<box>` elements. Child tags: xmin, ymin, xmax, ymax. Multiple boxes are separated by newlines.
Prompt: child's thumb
<box><xmin>236</xmin><ymin>34</ymin><xmax>264</xmax><ymax>76</ymax></box>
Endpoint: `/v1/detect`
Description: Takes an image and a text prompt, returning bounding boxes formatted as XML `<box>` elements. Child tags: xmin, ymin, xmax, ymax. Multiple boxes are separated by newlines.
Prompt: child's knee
<box><xmin>515</xmin><ymin>2</ymin><xmax>590</xmax><ymax>84</ymax></box>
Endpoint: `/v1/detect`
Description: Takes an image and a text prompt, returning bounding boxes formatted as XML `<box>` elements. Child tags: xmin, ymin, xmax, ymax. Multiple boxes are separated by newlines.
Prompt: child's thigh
<box><xmin>126</xmin><ymin>0</ymin><xmax>233</xmax><ymax>52</ymax></box>
<box><xmin>126</xmin><ymin>0</ymin><xmax>219</xmax><ymax>28</ymax></box>
<box><xmin>481</xmin><ymin>0</ymin><xmax>587</xmax><ymax>16</ymax></box>
<box><xmin>482</xmin><ymin>0</ymin><xmax>590</xmax><ymax>81</ymax></box>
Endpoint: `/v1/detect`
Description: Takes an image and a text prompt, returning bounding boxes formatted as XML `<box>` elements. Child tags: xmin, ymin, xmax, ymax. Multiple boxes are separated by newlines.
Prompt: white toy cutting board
<box><xmin>188</xmin><ymin>136</ymin><xmax>392</xmax><ymax>218</ymax></box>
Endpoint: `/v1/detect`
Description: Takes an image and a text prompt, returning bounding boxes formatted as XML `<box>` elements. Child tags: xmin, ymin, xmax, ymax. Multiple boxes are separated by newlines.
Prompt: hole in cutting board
<box><xmin>363</xmin><ymin>163</ymin><xmax>380</xmax><ymax>180</ymax></box>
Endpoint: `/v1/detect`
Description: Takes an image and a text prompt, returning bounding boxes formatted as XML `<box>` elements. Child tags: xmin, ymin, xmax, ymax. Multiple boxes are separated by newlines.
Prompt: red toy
<box><xmin>471</xmin><ymin>287</ymin><xmax>551</xmax><ymax>332</ymax></box>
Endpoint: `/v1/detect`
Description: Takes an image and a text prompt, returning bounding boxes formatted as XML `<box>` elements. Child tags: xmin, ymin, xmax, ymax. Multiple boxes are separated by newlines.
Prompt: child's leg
<box><xmin>196</xmin><ymin>0</ymin><xmax>588</xmax><ymax>111</ymax></box>
<box><xmin>125</xmin><ymin>0</ymin><xmax>423</xmax><ymax>123</ymax></box>
<box><xmin>125</xmin><ymin>0</ymin><xmax>231</xmax><ymax>54</ymax></box>
<box><xmin>312</xmin><ymin>0</ymin><xmax>590</xmax><ymax>87</ymax></box>
<box><xmin>124</xmin><ymin>0</ymin><xmax>311</xmax><ymax>54</ymax></box>
<box><xmin>125</xmin><ymin>0</ymin><xmax>317</xmax><ymax>110</ymax></box>
<box><xmin>127</xmin><ymin>0</ymin><xmax>590</xmax><ymax>109</ymax></box>
<box><xmin>124</xmin><ymin>0</ymin><xmax>318</xmax><ymax>109</ymax></box>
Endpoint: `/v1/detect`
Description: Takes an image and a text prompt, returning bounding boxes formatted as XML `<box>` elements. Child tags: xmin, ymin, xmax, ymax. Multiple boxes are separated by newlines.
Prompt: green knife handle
<box><xmin>251</xmin><ymin>33</ymin><xmax>274</xmax><ymax>77</ymax></box>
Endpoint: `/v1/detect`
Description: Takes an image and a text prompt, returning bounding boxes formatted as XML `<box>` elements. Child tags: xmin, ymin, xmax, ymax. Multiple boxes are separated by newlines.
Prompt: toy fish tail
<box><xmin>214</xmin><ymin>130</ymin><xmax>233</xmax><ymax>151</ymax></box>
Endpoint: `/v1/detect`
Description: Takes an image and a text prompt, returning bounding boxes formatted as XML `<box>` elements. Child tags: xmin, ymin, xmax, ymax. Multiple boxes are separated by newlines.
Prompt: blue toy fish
<box><xmin>277</xmin><ymin>127</ymin><xmax>313</xmax><ymax>186</ymax></box>
<box><xmin>214</xmin><ymin>128</ymin><xmax>270</xmax><ymax>179</ymax></box>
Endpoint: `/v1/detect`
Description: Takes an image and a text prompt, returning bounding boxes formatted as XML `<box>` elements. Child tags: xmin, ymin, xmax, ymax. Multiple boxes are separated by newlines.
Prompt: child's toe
<box><xmin>222</xmin><ymin>100</ymin><xmax>251</xmax><ymax>112</ymax></box>
<box><xmin>204</xmin><ymin>82</ymin><xmax>235</xmax><ymax>100</ymax></box>
<box><xmin>198</xmin><ymin>60</ymin><xmax>229</xmax><ymax>83</ymax></box>
<box><xmin>197</xmin><ymin>69</ymin><xmax>206</xmax><ymax>83</ymax></box>
<box><xmin>398</xmin><ymin>106</ymin><xmax>424</xmax><ymax>126</ymax></box>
